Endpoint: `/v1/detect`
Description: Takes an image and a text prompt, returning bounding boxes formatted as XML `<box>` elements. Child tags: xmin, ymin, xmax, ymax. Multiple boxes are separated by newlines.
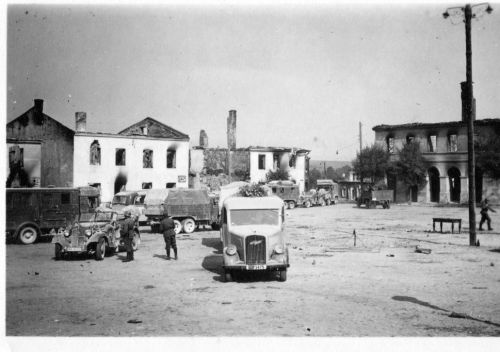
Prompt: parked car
<box><xmin>5</xmin><ymin>186</ymin><xmax>100</xmax><ymax>245</ymax></box>
<box><xmin>144</xmin><ymin>188</ymin><xmax>219</xmax><ymax>234</ymax></box>
<box><xmin>51</xmin><ymin>207</ymin><xmax>141</xmax><ymax>260</ymax></box>
<box><xmin>219</xmin><ymin>196</ymin><xmax>289</xmax><ymax>282</ymax></box>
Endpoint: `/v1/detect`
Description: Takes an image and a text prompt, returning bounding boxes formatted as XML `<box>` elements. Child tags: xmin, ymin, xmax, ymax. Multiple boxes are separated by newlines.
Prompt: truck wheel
<box><xmin>386</xmin><ymin>202</ymin><xmax>391</xmax><ymax>209</ymax></box>
<box><xmin>95</xmin><ymin>238</ymin><xmax>106</xmax><ymax>261</ymax></box>
<box><xmin>304</xmin><ymin>200</ymin><xmax>311</xmax><ymax>208</ymax></box>
<box><xmin>55</xmin><ymin>244</ymin><xmax>63</xmax><ymax>260</ymax></box>
<box><xmin>173</xmin><ymin>220</ymin><xmax>182</xmax><ymax>234</ymax></box>
<box><xmin>279</xmin><ymin>269</ymin><xmax>287</xmax><ymax>282</ymax></box>
<box><xmin>223</xmin><ymin>269</ymin><xmax>232</xmax><ymax>282</ymax></box>
<box><xmin>288</xmin><ymin>201</ymin><xmax>296</xmax><ymax>209</ymax></box>
<box><xmin>18</xmin><ymin>226</ymin><xmax>39</xmax><ymax>245</ymax></box>
<box><xmin>182</xmin><ymin>218</ymin><xmax>196</xmax><ymax>234</ymax></box>
<box><xmin>211</xmin><ymin>222</ymin><xmax>220</xmax><ymax>231</ymax></box>
<box><xmin>326</xmin><ymin>199</ymin><xmax>331</xmax><ymax>206</ymax></box>
<box><xmin>319</xmin><ymin>198</ymin><xmax>325</xmax><ymax>206</ymax></box>
<box><xmin>132</xmin><ymin>231</ymin><xmax>140</xmax><ymax>251</ymax></box>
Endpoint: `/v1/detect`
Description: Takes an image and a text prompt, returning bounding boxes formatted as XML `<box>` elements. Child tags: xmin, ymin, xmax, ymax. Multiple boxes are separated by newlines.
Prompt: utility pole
<box><xmin>443</xmin><ymin>3</ymin><xmax>493</xmax><ymax>246</ymax></box>
<box><xmin>359</xmin><ymin>121</ymin><xmax>363</xmax><ymax>187</ymax></box>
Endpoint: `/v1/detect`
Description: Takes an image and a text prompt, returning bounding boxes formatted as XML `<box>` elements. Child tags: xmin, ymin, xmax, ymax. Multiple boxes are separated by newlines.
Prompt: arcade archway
<box><xmin>428</xmin><ymin>167</ymin><xmax>440</xmax><ymax>203</ymax></box>
<box><xmin>448</xmin><ymin>167</ymin><xmax>461</xmax><ymax>203</ymax></box>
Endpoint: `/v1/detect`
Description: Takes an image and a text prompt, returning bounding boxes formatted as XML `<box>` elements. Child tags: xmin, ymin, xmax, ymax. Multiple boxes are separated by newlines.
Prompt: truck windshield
<box><xmin>230</xmin><ymin>209</ymin><xmax>279</xmax><ymax>226</ymax></box>
<box><xmin>112</xmin><ymin>195</ymin><xmax>129</xmax><ymax>205</ymax></box>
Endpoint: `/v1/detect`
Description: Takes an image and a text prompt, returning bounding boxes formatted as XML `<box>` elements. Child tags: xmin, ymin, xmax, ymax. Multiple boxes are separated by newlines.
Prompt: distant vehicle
<box><xmin>111</xmin><ymin>190</ymin><xmax>147</xmax><ymax>224</ymax></box>
<box><xmin>5</xmin><ymin>186</ymin><xmax>100</xmax><ymax>245</ymax></box>
<box><xmin>299</xmin><ymin>179</ymin><xmax>339</xmax><ymax>207</ymax></box>
<box><xmin>144</xmin><ymin>188</ymin><xmax>219</xmax><ymax>234</ymax></box>
<box><xmin>52</xmin><ymin>207</ymin><xmax>140</xmax><ymax>261</ymax></box>
<box><xmin>267</xmin><ymin>181</ymin><xmax>300</xmax><ymax>209</ymax></box>
<box><xmin>357</xmin><ymin>188</ymin><xmax>393</xmax><ymax>209</ymax></box>
<box><xmin>219</xmin><ymin>196</ymin><xmax>289</xmax><ymax>282</ymax></box>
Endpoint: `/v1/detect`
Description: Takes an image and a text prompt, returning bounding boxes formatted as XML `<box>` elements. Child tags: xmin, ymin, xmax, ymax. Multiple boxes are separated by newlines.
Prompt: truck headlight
<box><xmin>64</xmin><ymin>230</ymin><xmax>71</xmax><ymax>238</ymax></box>
<box><xmin>274</xmin><ymin>244</ymin><xmax>284</xmax><ymax>255</ymax></box>
<box><xmin>85</xmin><ymin>229</ymin><xmax>92</xmax><ymax>237</ymax></box>
<box><xmin>226</xmin><ymin>244</ymin><xmax>237</xmax><ymax>256</ymax></box>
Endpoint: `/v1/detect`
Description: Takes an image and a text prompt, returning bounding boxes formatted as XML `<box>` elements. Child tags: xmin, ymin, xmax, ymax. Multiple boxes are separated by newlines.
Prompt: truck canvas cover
<box><xmin>166</xmin><ymin>189</ymin><xmax>211</xmax><ymax>220</ymax></box>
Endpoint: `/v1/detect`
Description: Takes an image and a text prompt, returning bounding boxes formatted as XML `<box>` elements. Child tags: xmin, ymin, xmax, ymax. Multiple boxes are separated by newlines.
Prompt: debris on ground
<box><xmin>415</xmin><ymin>246</ymin><xmax>431</xmax><ymax>254</ymax></box>
<box><xmin>386</xmin><ymin>254</ymin><xmax>395</xmax><ymax>257</ymax></box>
<box><xmin>127</xmin><ymin>319</ymin><xmax>142</xmax><ymax>324</ymax></box>
<box><xmin>491</xmin><ymin>262</ymin><xmax>495</xmax><ymax>267</ymax></box>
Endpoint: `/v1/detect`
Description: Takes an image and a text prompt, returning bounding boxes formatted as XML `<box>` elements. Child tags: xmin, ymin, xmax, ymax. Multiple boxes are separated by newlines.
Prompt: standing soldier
<box><xmin>120</xmin><ymin>210</ymin><xmax>136</xmax><ymax>262</ymax></box>
<box><xmin>159</xmin><ymin>212</ymin><xmax>178</xmax><ymax>260</ymax></box>
<box><xmin>479</xmin><ymin>198</ymin><xmax>496</xmax><ymax>231</ymax></box>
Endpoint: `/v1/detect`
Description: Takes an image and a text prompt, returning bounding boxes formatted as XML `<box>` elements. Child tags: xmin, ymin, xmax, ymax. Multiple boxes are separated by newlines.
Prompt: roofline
<box><xmin>248</xmin><ymin>146</ymin><xmax>311</xmax><ymax>153</ymax></box>
<box><xmin>373</xmin><ymin>118</ymin><xmax>500</xmax><ymax>132</ymax></box>
<box><xmin>7</xmin><ymin>108</ymin><xmax>75</xmax><ymax>133</ymax></box>
<box><xmin>75</xmin><ymin>131</ymin><xmax>189</xmax><ymax>141</ymax></box>
<box><xmin>118</xmin><ymin>116</ymin><xmax>189</xmax><ymax>139</ymax></box>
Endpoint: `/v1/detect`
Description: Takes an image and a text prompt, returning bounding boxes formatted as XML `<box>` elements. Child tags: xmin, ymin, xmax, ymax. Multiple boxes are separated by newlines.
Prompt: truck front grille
<box><xmin>245</xmin><ymin>235</ymin><xmax>266</xmax><ymax>264</ymax></box>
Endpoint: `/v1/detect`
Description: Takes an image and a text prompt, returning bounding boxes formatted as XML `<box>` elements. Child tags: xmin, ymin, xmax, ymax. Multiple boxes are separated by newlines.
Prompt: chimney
<box><xmin>227</xmin><ymin>110</ymin><xmax>237</xmax><ymax>150</ymax></box>
<box><xmin>75</xmin><ymin>112</ymin><xmax>87</xmax><ymax>132</ymax></box>
<box><xmin>199</xmin><ymin>129</ymin><xmax>208</xmax><ymax>148</ymax></box>
<box><xmin>34</xmin><ymin>99</ymin><xmax>44</xmax><ymax>113</ymax></box>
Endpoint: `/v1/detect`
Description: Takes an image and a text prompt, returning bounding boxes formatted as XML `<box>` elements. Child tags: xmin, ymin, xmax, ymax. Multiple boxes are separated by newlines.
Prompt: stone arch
<box><xmin>428</xmin><ymin>167</ymin><xmax>440</xmax><ymax>203</ymax></box>
<box><xmin>448</xmin><ymin>167</ymin><xmax>461</xmax><ymax>203</ymax></box>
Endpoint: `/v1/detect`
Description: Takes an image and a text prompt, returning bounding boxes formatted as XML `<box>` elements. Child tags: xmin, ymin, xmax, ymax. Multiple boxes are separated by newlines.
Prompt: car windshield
<box><xmin>79</xmin><ymin>212</ymin><xmax>114</xmax><ymax>223</ymax></box>
<box><xmin>134</xmin><ymin>195</ymin><xmax>145</xmax><ymax>205</ymax></box>
<box><xmin>230</xmin><ymin>209</ymin><xmax>279</xmax><ymax>226</ymax></box>
<box><xmin>112</xmin><ymin>195</ymin><xmax>129</xmax><ymax>205</ymax></box>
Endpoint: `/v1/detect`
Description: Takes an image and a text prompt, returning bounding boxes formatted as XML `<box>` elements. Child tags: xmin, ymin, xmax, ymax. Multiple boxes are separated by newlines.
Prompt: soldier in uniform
<box><xmin>159</xmin><ymin>212</ymin><xmax>177</xmax><ymax>260</ymax></box>
<box><xmin>479</xmin><ymin>198</ymin><xmax>496</xmax><ymax>231</ymax></box>
<box><xmin>120</xmin><ymin>210</ymin><xmax>136</xmax><ymax>262</ymax></box>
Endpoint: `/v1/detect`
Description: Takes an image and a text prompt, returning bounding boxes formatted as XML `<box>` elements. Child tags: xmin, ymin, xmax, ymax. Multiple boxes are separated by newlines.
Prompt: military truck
<box><xmin>357</xmin><ymin>188</ymin><xmax>394</xmax><ymax>209</ymax></box>
<box><xmin>144</xmin><ymin>188</ymin><xmax>219</xmax><ymax>234</ymax></box>
<box><xmin>267</xmin><ymin>181</ymin><xmax>300</xmax><ymax>209</ymax></box>
<box><xmin>298</xmin><ymin>180</ymin><xmax>339</xmax><ymax>207</ymax></box>
<box><xmin>5</xmin><ymin>186</ymin><xmax>100</xmax><ymax>244</ymax></box>
<box><xmin>111</xmin><ymin>190</ymin><xmax>147</xmax><ymax>224</ymax></box>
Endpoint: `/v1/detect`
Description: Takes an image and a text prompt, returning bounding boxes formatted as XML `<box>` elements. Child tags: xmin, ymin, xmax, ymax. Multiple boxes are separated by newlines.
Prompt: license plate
<box><xmin>246</xmin><ymin>264</ymin><xmax>266</xmax><ymax>270</ymax></box>
<box><xmin>66</xmin><ymin>247</ymin><xmax>82</xmax><ymax>252</ymax></box>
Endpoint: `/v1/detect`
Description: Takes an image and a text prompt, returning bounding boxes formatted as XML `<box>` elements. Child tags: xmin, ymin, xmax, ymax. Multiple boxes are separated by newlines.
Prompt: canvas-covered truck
<box><xmin>316</xmin><ymin>179</ymin><xmax>339</xmax><ymax>204</ymax></box>
<box><xmin>267</xmin><ymin>181</ymin><xmax>300</xmax><ymax>209</ymax></box>
<box><xmin>144</xmin><ymin>188</ymin><xmax>219</xmax><ymax>234</ymax></box>
<box><xmin>357</xmin><ymin>189</ymin><xmax>394</xmax><ymax>209</ymax></box>
<box><xmin>5</xmin><ymin>186</ymin><xmax>100</xmax><ymax>244</ymax></box>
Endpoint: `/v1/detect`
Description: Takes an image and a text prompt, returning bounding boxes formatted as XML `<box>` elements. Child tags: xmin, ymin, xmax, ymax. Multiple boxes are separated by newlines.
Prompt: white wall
<box><xmin>74</xmin><ymin>134</ymin><xmax>189</xmax><ymax>202</ymax></box>
<box><xmin>249</xmin><ymin>151</ymin><xmax>307</xmax><ymax>193</ymax></box>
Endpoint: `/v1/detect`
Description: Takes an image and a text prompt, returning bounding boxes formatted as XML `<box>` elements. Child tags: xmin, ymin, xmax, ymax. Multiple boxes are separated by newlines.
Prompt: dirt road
<box><xmin>6</xmin><ymin>203</ymin><xmax>500</xmax><ymax>336</ymax></box>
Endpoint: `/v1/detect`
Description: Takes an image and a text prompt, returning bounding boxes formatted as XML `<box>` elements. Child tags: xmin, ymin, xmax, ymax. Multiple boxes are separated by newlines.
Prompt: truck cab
<box><xmin>220</xmin><ymin>196</ymin><xmax>289</xmax><ymax>282</ymax></box>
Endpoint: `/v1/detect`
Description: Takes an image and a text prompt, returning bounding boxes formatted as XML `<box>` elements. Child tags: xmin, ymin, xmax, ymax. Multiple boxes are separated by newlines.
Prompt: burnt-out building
<box><xmin>373</xmin><ymin>118</ymin><xmax>500</xmax><ymax>204</ymax></box>
<box><xmin>6</xmin><ymin>99</ymin><xmax>74</xmax><ymax>188</ymax></box>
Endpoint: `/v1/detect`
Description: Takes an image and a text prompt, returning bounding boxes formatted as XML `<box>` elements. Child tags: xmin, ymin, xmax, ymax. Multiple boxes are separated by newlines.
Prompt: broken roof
<box><xmin>373</xmin><ymin>118</ymin><xmax>500</xmax><ymax>132</ymax></box>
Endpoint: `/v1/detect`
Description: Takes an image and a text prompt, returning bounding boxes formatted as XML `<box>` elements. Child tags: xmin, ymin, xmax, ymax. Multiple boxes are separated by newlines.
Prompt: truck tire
<box><xmin>182</xmin><ymin>218</ymin><xmax>196</xmax><ymax>234</ymax></box>
<box><xmin>95</xmin><ymin>238</ymin><xmax>106</xmax><ymax>261</ymax></box>
<box><xmin>319</xmin><ymin>198</ymin><xmax>325</xmax><ymax>206</ymax></box>
<box><xmin>55</xmin><ymin>243</ymin><xmax>63</xmax><ymax>260</ymax></box>
<box><xmin>288</xmin><ymin>201</ymin><xmax>296</xmax><ymax>209</ymax></box>
<box><xmin>18</xmin><ymin>226</ymin><xmax>39</xmax><ymax>245</ymax></box>
<box><xmin>211</xmin><ymin>222</ymin><xmax>220</xmax><ymax>231</ymax></box>
<box><xmin>304</xmin><ymin>200</ymin><xmax>311</xmax><ymax>208</ymax></box>
<box><xmin>279</xmin><ymin>269</ymin><xmax>287</xmax><ymax>282</ymax></box>
<box><xmin>173</xmin><ymin>220</ymin><xmax>182</xmax><ymax>234</ymax></box>
<box><xmin>326</xmin><ymin>199</ymin><xmax>331</xmax><ymax>206</ymax></box>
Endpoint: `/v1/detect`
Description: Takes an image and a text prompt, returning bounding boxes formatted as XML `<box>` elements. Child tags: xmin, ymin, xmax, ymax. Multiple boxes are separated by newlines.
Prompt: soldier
<box><xmin>479</xmin><ymin>198</ymin><xmax>496</xmax><ymax>231</ymax></box>
<box><xmin>159</xmin><ymin>212</ymin><xmax>177</xmax><ymax>260</ymax></box>
<box><xmin>120</xmin><ymin>210</ymin><xmax>136</xmax><ymax>262</ymax></box>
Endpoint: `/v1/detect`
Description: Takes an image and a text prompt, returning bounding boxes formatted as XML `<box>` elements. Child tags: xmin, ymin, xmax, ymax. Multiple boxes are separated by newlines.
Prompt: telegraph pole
<box><xmin>359</xmin><ymin>121</ymin><xmax>363</xmax><ymax>188</ymax></box>
<box><xmin>443</xmin><ymin>3</ymin><xmax>493</xmax><ymax>246</ymax></box>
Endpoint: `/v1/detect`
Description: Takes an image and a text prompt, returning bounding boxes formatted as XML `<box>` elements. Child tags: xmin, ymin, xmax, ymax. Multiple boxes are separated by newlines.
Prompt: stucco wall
<box><xmin>74</xmin><ymin>134</ymin><xmax>189</xmax><ymax>202</ymax></box>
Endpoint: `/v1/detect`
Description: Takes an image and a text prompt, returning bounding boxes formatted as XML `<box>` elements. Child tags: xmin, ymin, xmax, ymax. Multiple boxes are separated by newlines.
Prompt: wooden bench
<box><xmin>433</xmin><ymin>218</ymin><xmax>462</xmax><ymax>234</ymax></box>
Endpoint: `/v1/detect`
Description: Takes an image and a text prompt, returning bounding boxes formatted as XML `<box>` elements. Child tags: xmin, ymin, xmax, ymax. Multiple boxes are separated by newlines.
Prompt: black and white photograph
<box><xmin>2</xmin><ymin>0</ymin><xmax>500</xmax><ymax>350</ymax></box>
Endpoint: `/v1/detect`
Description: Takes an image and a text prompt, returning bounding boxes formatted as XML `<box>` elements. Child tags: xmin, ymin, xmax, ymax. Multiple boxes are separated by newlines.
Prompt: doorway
<box><xmin>448</xmin><ymin>167</ymin><xmax>461</xmax><ymax>203</ymax></box>
<box><xmin>428</xmin><ymin>167</ymin><xmax>440</xmax><ymax>203</ymax></box>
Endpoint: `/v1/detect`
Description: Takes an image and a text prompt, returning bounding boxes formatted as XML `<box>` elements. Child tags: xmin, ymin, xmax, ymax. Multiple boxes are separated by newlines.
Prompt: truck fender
<box><xmin>14</xmin><ymin>222</ymin><xmax>41</xmax><ymax>237</ymax></box>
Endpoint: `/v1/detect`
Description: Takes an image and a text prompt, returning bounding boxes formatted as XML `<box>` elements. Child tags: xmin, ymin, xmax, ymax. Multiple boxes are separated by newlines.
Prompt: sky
<box><xmin>5</xmin><ymin>1</ymin><xmax>500</xmax><ymax>161</ymax></box>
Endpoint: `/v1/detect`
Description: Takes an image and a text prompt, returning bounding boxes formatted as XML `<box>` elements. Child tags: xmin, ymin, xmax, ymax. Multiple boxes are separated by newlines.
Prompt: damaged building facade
<box><xmin>6</xmin><ymin>99</ymin><xmax>74</xmax><ymax>188</ymax></box>
<box><xmin>74</xmin><ymin>116</ymin><xmax>190</xmax><ymax>203</ymax></box>
<box><xmin>373</xmin><ymin>118</ymin><xmax>500</xmax><ymax>204</ymax></box>
<box><xmin>190</xmin><ymin>110</ymin><xmax>310</xmax><ymax>193</ymax></box>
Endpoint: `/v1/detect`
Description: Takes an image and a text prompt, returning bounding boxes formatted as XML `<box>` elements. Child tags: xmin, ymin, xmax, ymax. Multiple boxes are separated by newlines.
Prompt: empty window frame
<box><xmin>386</xmin><ymin>136</ymin><xmax>395</xmax><ymax>154</ymax></box>
<box><xmin>115</xmin><ymin>148</ymin><xmax>126</xmax><ymax>166</ymax></box>
<box><xmin>167</xmin><ymin>148</ymin><xmax>176</xmax><ymax>169</ymax></box>
<box><xmin>166</xmin><ymin>182</ymin><xmax>176</xmax><ymax>188</ymax></box>
<box><xmin>143</xmin><ymin>149</ymin><xmax>153</xmax><ymax>168</ymax></box>
<box><xmin>142</xmin><ymin>182</ymin><xmax>152</xmax><ymax>189</ymax></box>
<box><xmin>448</xmin><ymin>134</ymin><xmax>458</xmax><ymax>152</ymax></box>
<box><xmin>406</xmin><ymin>134</ymin><xmax>415</xmax><ymax>144</ymax></box>
<box><xmin>61</xmin><ymin>193</ymin><xmax>71</xmax><ymax>204</ymax></box>
<box><xmin>428</xmin><ymin>134</ymin><xmax>437</xmax><ymax>152</ymax></box>
<box><xmin>258</xmin><ymin>154</ymin><xmax>266</xmax><ymax>170</ymax></box>
<box><xmin>90</xmin><ymin>140</ymin><xmax>101</xmax><ymax>165</ymax></box>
